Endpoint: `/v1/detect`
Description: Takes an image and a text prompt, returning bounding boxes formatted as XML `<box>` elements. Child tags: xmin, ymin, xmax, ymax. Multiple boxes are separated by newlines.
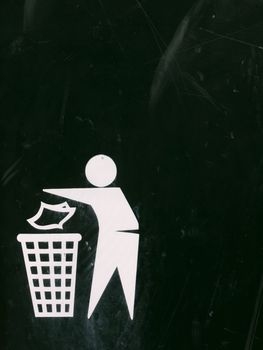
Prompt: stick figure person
<box><xmin>44</xmin><ymin>155</ymin><xmax>139</xmax><ymax>319</ymax></box>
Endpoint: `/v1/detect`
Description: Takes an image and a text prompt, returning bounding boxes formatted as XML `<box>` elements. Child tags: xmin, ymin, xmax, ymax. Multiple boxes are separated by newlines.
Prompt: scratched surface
<box><xmin>1</xmin><ymin>0</ymin><xmax>263</xmax><ymax>349</ymax></box>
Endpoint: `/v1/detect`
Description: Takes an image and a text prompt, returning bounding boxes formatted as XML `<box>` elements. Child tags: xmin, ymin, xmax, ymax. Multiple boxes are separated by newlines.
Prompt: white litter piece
<box><xmin>17</xmin><ymin>233</ymin><xmax>82</xmax><ymax>317</ymax></box>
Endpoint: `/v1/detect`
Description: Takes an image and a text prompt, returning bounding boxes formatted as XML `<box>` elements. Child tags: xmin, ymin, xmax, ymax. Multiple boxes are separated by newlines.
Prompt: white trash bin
<box><xmin>17</xmin><ymin>233</ymin><xmax>82</xmax><ymax>317</ymax></box>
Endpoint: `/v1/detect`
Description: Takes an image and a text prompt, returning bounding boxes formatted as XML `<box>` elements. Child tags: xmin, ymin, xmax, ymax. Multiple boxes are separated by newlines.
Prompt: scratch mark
<box><xmin>182</xmin><ymin>72</ymin><xmax>221</xmax><ymax>110</ymax></box>
<box><xmin>200</xmin><ymin>28</ymin><xmax>263</xmax><ymax>51</ymax></box>
<box><xmin>1</xmin><ymin>169</ymin><xmax>19</xmax><ymax>187</ymax></box>
<box><xmin>181</xmin><ymin>21</ymin><xmax>263</xmax><ymax>53</ymax></box>
<box><xmin>134</xmin><ymin>0</ymin><xmax>166</xmax><ymax>53</ymax></box>
<box><xmin>1</xmin><ymin>157</ymin><xmax>22</xmax><ymax>186</ymax></box>
<box><xmin>149</xmin><ymin>0</ymin><xmax>207</xmax><ymax>110</ymax></box>
<box><xmin>244</xmin><ymin>274</ymin><xmax>263</xmax><ymax>350</ymax></box>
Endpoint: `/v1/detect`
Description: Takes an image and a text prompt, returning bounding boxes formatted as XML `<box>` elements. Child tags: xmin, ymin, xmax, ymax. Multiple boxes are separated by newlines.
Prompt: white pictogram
<box><xmin>17</xmin><ymin>233</ymin><xmax>82</xmax><ymax>317</ymax></box>
<box><xmin>44</xmin><ymin>154</ymin><xmax>140</xmax><ymax>319</ymax></box>
<box><xmin>27</xmin><ymin>201</ymin><xmax>76</xmax><ymax>230</ymax></box>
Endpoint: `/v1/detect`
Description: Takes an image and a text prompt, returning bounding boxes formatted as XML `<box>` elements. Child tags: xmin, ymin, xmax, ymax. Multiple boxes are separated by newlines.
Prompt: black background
<box><xmin>2</xmin><ymin>0</ymin><xmax>263</xmax><ymax>349</ymax></box>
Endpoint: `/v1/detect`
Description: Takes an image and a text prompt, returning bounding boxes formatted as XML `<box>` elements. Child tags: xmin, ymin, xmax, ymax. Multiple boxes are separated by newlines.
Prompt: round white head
<box><xmin>85</xmin><ymin>154</ymin><xmax>117</xmax><ymax>187</ymax></box>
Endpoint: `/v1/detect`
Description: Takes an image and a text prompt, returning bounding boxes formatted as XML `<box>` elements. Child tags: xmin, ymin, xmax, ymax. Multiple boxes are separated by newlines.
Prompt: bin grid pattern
<box><xmin>17</xmin><ymin>233</ymin><xmax>82</xmax><ymax>317</ymax></box>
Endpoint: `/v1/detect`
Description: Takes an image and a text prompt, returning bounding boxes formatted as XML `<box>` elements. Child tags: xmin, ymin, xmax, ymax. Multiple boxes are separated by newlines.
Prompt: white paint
<box><xmin>44</xmin><ymin>154</ymin><xmax>139</xmax><ymax>319</ymax></box>
<box><xmin>17</xmin><ymin>233</ymin><xmax>82</xmax><ymax>317</ymax></box>
<box><xmin>27</xmin><ymin>201</ymin><xmax>76</xmax><ymax>230</ymax></box>
<box><xmin>85</xmin><ymin>154</ymin><xmax>117</xmax><ymax>187</ymax></box>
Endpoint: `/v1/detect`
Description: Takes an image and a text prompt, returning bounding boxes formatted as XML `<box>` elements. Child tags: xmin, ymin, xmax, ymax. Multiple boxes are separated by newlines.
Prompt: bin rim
<box><xmin>17</xmin><ymin>233</ymin><xmax>82</xmax><ymax>243</ymax></box>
